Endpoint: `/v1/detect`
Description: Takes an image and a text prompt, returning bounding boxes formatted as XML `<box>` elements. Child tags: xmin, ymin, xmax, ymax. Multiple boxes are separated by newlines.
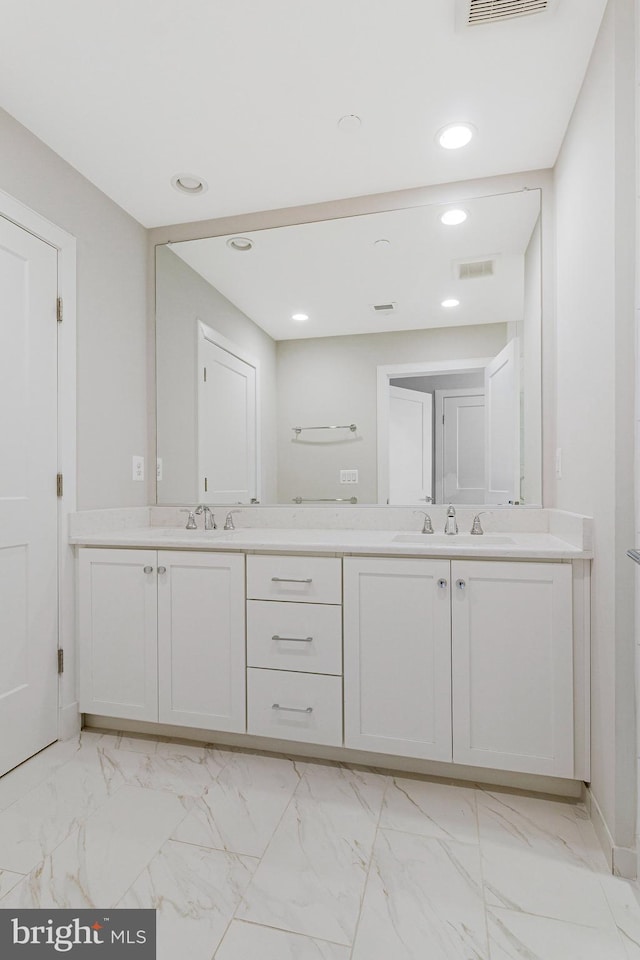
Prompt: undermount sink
<box><xmin>393</xmin><ymin>534</ymin><xmax>516</xmax><ymax>545</ymax></box>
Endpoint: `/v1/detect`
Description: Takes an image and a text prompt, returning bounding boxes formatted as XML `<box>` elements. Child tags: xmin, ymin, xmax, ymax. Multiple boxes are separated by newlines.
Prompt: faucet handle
<box><xmin>470</xmin><ymin>512</ymin><xmax>486</xmax><ymax>535</ymax></box>
<box><xmin>180</xmin><ymin>509</ymin><xmax>198</xmax><ymax>530</ymax></box>
<box><xmin>224</xmin><ymin>509</ymin><xmax>241</xmax><ymax>530</ymax></box>
<box><xmin>413</xmin><ymin>510</ymin><xmax>434</xmax><ymax>534</ymax></box>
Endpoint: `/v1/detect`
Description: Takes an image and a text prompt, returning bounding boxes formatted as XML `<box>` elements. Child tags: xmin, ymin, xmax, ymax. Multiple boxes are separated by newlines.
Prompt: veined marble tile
<box><xmin>380</xmin><ymin>776</ymin><xmax>478</xmax><ymax>845</ymax></box>
<box><xmin>487</xmin><ymin>907</ymin><xmax>628</xmax><ymax>960</ymax></box>
<box><xmin>119</xmin><ymin>839</ymin><xmax>256</xmax><ymax>960</ymax></box>
<box><xmin>477</xmin><ymin>789</ymin><xmax>595</xmax><ymax>868</ymax></box>
<box><xmin>93</xmin><ymin>745</ymin><xmax>226</xmax><ymax>797</ymax></box>
<box><xmin>0</xmin><ymin>785</ymin><xmax>190</xmax><ymax>909</ymax></box>
<box><xmin>79</xmin><ymin>729</ymin><xmax>165</xmax><ymax>755</ymax></box>
<box><xmin>600</xmin><ymin>876</ymin><xmax>640</xmax><ymax>959</ymax></box>
<box><xmin>0</xmin><ymin>756</ymin><xmax>123</xmax><ymax>874</ymax></box>
<box><xmin>0</xmin><ymin>738</ymin><xmax>83</xmax><ymax>810</ymax></box>
<box><xmin>481</xmin><ymin>840</ymin><xmax>617</xmax><ymax>929</ymax></box>
<box><xmin>172</xmin><ymin>752</ymin><xmax>302</xmax><ymax>857</ymax></box>
<box><xmin>237</xmin><ymin>764</ymin><xmax>387</xmax><ymax>945</ymax></box>
<box><xmin>0</xmin><ymin>868</ymin><xmax>25</xmax><ymax>900</ymax></box>
<box><xmin>215</xmin><ymin>921</ymin><xmax>351</xmax><ymax>959</ymax></box>
<box><xmin>352</xmin><ymin>828</ymin><xmax>488</xmax><ymax>960</ymax></box>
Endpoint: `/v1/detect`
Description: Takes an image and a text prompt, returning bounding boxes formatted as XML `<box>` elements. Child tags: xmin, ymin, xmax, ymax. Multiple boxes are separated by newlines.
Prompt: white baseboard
<box><xmin>585</xmin><ymin>785</ymin><xmax>636</xmax><ymax>878</ymax></box>
<box><xmin>59</xmin><ymin>701</ymin><xmax>81</xmax><ymax>740</ymax></box>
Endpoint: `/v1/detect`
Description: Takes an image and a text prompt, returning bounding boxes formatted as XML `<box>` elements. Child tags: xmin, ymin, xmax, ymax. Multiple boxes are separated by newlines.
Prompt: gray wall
<box><xmin>155</xmin><ymin>246</ymin><xmax>277</xmax><ymax>503</ymax></box>
<box><xmin>554</xmin><ymin>0</ymin><xmax>636</xmax><ymax>860</ymax></box>
<box><xmin>0</xmin><ymin>106</ymin><xmax>148</xmax><ymax>509</ymax></box>
<box><xmin>276</xmin><ymin>323</ymin><xmax>507</xmax><ymax>504</ymax></box>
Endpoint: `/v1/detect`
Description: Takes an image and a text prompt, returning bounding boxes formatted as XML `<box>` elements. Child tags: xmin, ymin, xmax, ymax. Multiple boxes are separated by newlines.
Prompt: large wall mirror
<box><xmin>155</xmin><ymin>188</ymin><xmax>541</xmax><ymax>507</ymax></box>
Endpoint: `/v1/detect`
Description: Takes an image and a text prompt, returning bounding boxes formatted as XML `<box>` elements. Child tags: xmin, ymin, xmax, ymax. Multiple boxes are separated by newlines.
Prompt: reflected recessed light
<box><xmin>437</xmin><ymin>123</ymin><xmax>475</xmax><ymax>149</ymax></box>
<box><xmin>441</xmin><ymin>298</ymin><xmax>460</xmax><ymax>308</ymax></box>
<box><xmin>338</xmin><ymin>114</ymin><xmax>362</xmax><ymax>130</ymax></box>
<box><xmin>226</xmin><ymin>237</ymin><xmax>253</xmax><ymax>252</ymax></box>
<box><xmin>440</xmin><ymin>208</ymin><xmax>468</xmax><ymax>226</ymax></box>
<box><xmin>291</xmin><ymin>313</ymin><xmax>309</xmax><ymax>322</ymax></box>
<box><xmin>374</xmin><ymin>238</ymin><xmax>391</xmax><ymax>248</ymax></box>
<box><xmin>171</xmin><ymin>173</ymin><xmax>208</xmax><ymax>194</ymax></box>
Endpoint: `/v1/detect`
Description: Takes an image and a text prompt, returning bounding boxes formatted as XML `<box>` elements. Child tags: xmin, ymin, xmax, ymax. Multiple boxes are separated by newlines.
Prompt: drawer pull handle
<box><xmin>272</xmin><ymin>703</ymin><xmax>313</xmax><ymax>714</ymax></box>
<box><xmin>273</xmin><ymin>635</ymin><xmax>314</xmax><ymax>643</ymax></box>
<box><xmin>143</xmin><ymin>566</ymin><xmax>154</xmax><ymax>574</ymax></box>
<box><xmin>271</xmin><ymin>577</ymin><xmax>313</xmax><ymax>584</ymax></box>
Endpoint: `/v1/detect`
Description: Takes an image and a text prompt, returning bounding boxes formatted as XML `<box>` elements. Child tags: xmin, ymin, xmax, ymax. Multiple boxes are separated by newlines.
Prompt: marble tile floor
<box><xmin>0</xmin><ymin>729</ymin><xmax>638</xmax><ymax>960</ymax></box>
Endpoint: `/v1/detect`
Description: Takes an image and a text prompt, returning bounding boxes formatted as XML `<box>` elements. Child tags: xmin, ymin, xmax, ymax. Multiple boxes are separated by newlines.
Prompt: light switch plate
<box><xmin>132</xmin><ymin>455</ymin><xmax>144</xmax><ymax>482</ymax></box>
<box><xmin>340</xmin><ymin>469</ymin><xmax>358</xmax><ymax>484</ymax></box>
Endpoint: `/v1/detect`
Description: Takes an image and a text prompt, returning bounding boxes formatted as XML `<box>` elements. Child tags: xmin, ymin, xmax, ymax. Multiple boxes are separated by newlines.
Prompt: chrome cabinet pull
<box><xmin>456</xmin><ymin>579</ymin><xmax>466</xmax><ymax>590</ymax></box>
<box><xmin>272</xmin><ymin>703</ymin><xmax>313</xmax><ymax>714</ymax></box>
<box><xmin>271</xmin><ymin>577</ymin><xmax>312</xmax><ymax>584</ymax></box>
<box><xmin>437</xmin><ymin>578</ymin><xmax>448</xmax><ymax>589</ymax></box>
<box><xmin>157</xmin><ymin>566</ymin><xmax>167</xmax><ymax>574</ymax></box>
<box><xmin>272</xmin><ymin>635</ymin><xmax>313</xmax><ymax>643</ymax></box>
<box><xmin>143</xmin><ymin>566</ymin><xmax>154</xmax><ymax>574</ymax></box>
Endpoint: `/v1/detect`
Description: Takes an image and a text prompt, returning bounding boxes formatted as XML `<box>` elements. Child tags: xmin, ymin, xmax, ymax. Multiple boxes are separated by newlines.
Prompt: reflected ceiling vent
<box><xmin>372</xmin><ymin>302</ymin><xmax>398</xmax><ymax>313</ymax></box>
<box><xmin>457</xmin><ymin>0</ymin><xmax>557</xmax><ymax>28</ymax></box>
<box><xmin>456</xmin><ymin>258</ymin><xmax>495</xmax><ymax>279</ymax></box>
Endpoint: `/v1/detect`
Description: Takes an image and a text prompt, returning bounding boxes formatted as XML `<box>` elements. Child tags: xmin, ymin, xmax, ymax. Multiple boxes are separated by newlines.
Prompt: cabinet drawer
<box><xmin>247</xmin><ymin>668</ymin><xmax>343</xmax><ymax>746</ymax></box>
<box><xmin>247</xmin><ymin>601</ymin><xmax>342</xmax><ymax>675</ymax></box>
<box><xmin>247</xmin><ymin>555</ymin><xmax>342</xmax><ymax>604</ymax></box>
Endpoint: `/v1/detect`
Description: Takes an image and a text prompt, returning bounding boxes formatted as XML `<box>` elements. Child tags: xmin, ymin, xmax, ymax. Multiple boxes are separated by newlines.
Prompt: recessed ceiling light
<box><xmin>374</xmin><ymin>238</ymin><xmax>391</xmax><ymax>248</ymax></box>
<box><xmin>171</xmin><ymin>173</ymin><xmax>208</xmax><ymax>194</ymax></box>
<box><xmin>437</xmin><ymin>123</ymin><xmax>475</xmax><ymax>149</ymax></box>
<box><xmin>226</xmin><ymin>237</ymin><xmax>253</xmax><ymax>252</ymax></box>
<box><xmin>338</xmin><ymin>114</ymin><xmax>362</xmax><ymax>130</ymax></box>
<box><xmin>440</xmin><ymin>208</ymin><xmax>468</xmax><ymax>226</ymax></box>
<box><xmin>291</xmin><ymin>313</ymin><xmax>309</xmax><ymax>322</ymax></box>
<box><xmin>441</xmin><ymin>298</ymin><xmax>460</xmax><ymax>308</ymax></box>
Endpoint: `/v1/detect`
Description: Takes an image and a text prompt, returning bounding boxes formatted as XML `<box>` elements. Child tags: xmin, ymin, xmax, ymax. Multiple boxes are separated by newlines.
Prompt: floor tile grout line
<box><xmin>216</xmin><ymin>917</ymin><xmax>353</xmax><ymax>952</ymax></box>
<box><xmin>346</xmin><ymin>773</ymin><xmax>389</xmax><ymax>960</ymax></box>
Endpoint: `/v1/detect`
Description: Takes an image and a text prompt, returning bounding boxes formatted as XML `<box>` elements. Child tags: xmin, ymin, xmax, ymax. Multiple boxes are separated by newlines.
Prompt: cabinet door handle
<box><xmin>157</xmin><ymin>566</ymin><xmax>167</xmax><ymax>574</ymax></box>
<box><xmin>272</xmin><ymin>703</ymin><xmax>313</xmax><ymax>714</ymax></box>
<box><xmin>272</xmin><ymin>635</ymin><xmax>313</xmax><ymax>643</ymax></box>
<box><xmin>271</xmin><ymin>577</ymin><xmax>313</xmax><ymax>584</ymax></box>
<box><xmin>143</xmin><ymin>566</ymin><xmax>154</xmax><ymax>574</ymax></box>
<box><xmin>456</xmin><ymin>579</ymin><xmax>466</xmax><ymax>590</ymax></box>
<box><xmin>437</xmin><ymin>578</ymin><xmax>448</xmax><ymax>589</ymax></box>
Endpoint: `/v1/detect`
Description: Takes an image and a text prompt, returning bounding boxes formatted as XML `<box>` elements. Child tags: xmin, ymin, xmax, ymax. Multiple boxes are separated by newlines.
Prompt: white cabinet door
<box><xmin>79</xmin><ymin>548</ymin><xmax>158</xmax><ymax>722</ymax></box>
<box><xmin>157</xmin><ymin>551</ymin><xmax>246</xmax><ymax>732</ymax></box>
<box><xmin>451</xmin><ymin>560</ymin><xmax>573</xmax><ymax>777</ymax></box>
<box><xmin>344</xmin><ymin>557</ymin><xmax>452</xmax><ymax>761</ymax></box>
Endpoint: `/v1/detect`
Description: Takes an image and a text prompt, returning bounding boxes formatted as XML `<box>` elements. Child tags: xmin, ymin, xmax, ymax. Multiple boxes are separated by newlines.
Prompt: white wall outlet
<box><xmin>156</xmin><ymin>458</ymin><xmax>163</xmax><ymax>481</ymax></box>
<box><xmin>555</xmin><ymin>447</ymin><xmax>562</xmax><ymax>479</ymax></box>
<box><xmin>132</xmin><ymin>455</ymin><xmax>144</xmax><ymax>482</ymax></box>
<box><xmin>340</xmin><ymin>469</ymin><xmax>359</xmax><ymax>484</ymax></box>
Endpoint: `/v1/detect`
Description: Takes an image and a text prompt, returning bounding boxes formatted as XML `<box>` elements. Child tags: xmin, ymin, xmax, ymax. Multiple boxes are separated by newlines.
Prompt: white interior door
<box><xmin>198</xmin><ymin>332</ymin><xmax>257</xmax><ymax>503</ymax></box>
<box><xmin>485</xmin><ymin>339</ymin><xmax>521</xmax><ymax>504</ymax></box>
<box><xmin>436</xmin><ymin>389</ymin><xmax>485</xmax><ymax>504</ymax></box>
<box><xmin>388</xmin><ymin>386</ymin><xmax>433</xmax><ymax>503</ymax></box>
<box><xmin>0</xmin><ymin>215</ymin><xmax>59</xmax><ymax>777</ymax></box>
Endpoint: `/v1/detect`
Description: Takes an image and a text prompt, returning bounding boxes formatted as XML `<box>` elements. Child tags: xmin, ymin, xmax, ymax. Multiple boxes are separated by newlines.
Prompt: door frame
<box><xmin>376</xmin><ymin>357</ymin><xmax>491</xmax><ymax>504</ymax></box>
<box><xmin>0</xmin><ymin>188</ymin><xmax>77</xmax><ymax>741</ymax></box>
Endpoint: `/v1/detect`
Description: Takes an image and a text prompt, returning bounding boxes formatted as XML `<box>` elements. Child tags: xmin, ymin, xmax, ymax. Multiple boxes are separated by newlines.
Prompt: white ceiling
<box><xmin>170</xmin><ymin>189</ymin><xmax>540</xmax><ymax>340</ymax></box>
<box><xmin>0</xmin><ymin>0</ymin><xmax>607</xmax><ymax>228</ymax></box>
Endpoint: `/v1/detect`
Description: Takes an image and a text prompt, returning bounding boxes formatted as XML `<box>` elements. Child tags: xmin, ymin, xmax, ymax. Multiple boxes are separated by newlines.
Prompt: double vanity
<box><xmin>71</xmin><ymin>507</ymin><xmax>591</xmax><ymax>791</ymax></box>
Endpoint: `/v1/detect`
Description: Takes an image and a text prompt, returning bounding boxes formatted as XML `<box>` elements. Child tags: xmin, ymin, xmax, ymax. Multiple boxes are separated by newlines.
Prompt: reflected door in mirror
<box><xmin>388</xmin><ymin>386</ymin><xmax>433</xmax><ymax>504</ymax></box>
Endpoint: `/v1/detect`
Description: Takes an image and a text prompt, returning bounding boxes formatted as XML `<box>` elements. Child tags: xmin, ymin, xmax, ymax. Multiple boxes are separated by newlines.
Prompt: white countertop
<box><xmin>69</xmin><ymin>526</ymin><xmax>591</xmax><ymax>559</ymax></box>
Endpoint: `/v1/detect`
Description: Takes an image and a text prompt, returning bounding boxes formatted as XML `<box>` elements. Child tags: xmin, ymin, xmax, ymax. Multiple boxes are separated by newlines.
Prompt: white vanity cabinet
<box><xmin>246</xmin><ymin>554</ymin><xmax>343</xmax><ymax>746</ymax></box>
<box><xmin>344</xmin><ymin>556</ymin><xmax>576</xmax><ymax>777</ymax></box>
<box><xmin>79</xmin><ymin>548</ymin><xmax>246</xmax><ymax>732</ymax></box>
<box><xmin>343</xmin><ymin>557</ymin><xmax>453</xmax><ymax>761</ymax></box>
<box><xmin>451</xmin><ymin>559</ymin><xmax>573</xmax><ymax>777</ymax></box>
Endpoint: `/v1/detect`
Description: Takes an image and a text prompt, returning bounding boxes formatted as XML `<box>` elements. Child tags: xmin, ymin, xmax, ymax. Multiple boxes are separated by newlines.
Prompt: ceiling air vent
<box><xmin>372</xmin><ymin>302</ymin><xmax>397</xmax><ymax>313</ymax></box>
<box><xmin>458</xmin><ymin>0</ymin><xmax>556</xmax><ymax>27</ymax></box>
<box><xmin>457</xmin><ymin>259</ymin><xmax>495</xmax><ymax>279</ymax></box>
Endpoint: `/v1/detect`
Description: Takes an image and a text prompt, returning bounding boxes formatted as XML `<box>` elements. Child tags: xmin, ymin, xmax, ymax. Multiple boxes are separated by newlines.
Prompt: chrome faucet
<box><xmin>414</xmin><ymin>510</ymin><xmax>434</xmax><ymax>534</ymax></box>
<box><xmin>444</xmin><ymin>505</ymin><xmax>458</xmax><ymax>535</ymax></box>
<box><xmin>470</xmin><ymin>512</ymin><xmax>485</xmax><ymax>535</ymax></box>
<box><xmin>195</xmin><ymin>504</ymin><xmax>216</xmax><ymax>530</ymax></box>
<box><xmin>224</xmin><ymin>510</ymin><xmax>240</xmax><ymax>531</ymax></box>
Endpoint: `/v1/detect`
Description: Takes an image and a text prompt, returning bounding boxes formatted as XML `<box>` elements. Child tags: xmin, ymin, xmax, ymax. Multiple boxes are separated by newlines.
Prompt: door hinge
<box><xmin>203</xmin><ymin>367</ymin><xmax>207</xmax><ymax>382</ymax></box>
<box><xmin>204</xmin><ymin>477</ymin><xmax>208</xmax><ymax>493</ymax></box>
<box><xmin>56</xmin><ymin>297</ymin><xmax>63</xmax><ymax>323</ymax></box>
<box><xmin>57</xmin><ymin>648</ymin><xmax>64</xmax><ymax>674</ymax></box>
<box><xmin>56</xmin><ymin>473</ymin><xmax>64</xmax><ymax>497</ymax></box>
